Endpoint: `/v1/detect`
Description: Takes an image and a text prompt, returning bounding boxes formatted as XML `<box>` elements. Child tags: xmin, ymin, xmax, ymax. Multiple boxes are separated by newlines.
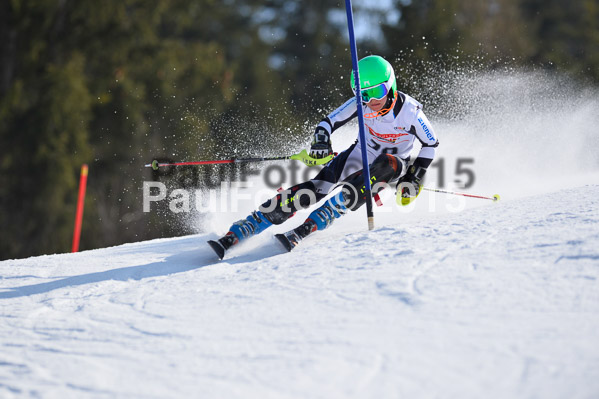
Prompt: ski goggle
<box><xmin>353</xmin><ymin>81</ymin><xmax>390</xmax><ymax>102</ymax></box>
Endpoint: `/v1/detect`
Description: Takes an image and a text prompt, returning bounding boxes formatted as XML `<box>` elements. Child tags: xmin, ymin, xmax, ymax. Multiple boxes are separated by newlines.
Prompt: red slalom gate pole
<box><xmin>72</xmin><ymin>164</ymin><xmax>89</xmax><ymax>252</ymax></box>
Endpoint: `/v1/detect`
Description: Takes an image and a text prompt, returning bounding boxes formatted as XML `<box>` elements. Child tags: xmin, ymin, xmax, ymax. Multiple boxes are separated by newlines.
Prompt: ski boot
<box><xmin>276</xmin><ymin>190</ymin><xmax>348</xmax><ymax>252</ymax></box>
<box><xmin>208</xmin><ymin>210</ymin><xmax>272</xmax><ymax>259</ymax></box>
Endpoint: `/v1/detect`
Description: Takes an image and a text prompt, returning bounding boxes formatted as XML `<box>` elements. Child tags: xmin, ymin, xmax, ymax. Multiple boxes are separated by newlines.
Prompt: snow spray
<box><xmin>188</xmin><ymin>66</ymin><xmax>599</xmax><ymax>233</ymax></box>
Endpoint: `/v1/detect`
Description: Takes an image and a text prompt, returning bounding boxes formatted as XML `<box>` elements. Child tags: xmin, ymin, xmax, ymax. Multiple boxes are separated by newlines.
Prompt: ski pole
<box><xmin>145</xmin><ymin>156</ymin><xmax>288</xmax><ymax>170</ymax></box>
<box><xmin>422</xmin><ymin>187</ymin><xmax>501</xmax><ymax>202</ymax></box>
<box><xmin>145</xmin><ymin>150</ymin><xmax>334</xmax><ymax>170</ymax></box>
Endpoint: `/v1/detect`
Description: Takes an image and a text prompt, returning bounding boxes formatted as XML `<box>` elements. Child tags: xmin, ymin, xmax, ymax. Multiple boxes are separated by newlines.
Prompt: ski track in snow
<box><xmin>1</xmin><ymin>184</ymin><xmax>599</xmax><ymax>398</ymax></box>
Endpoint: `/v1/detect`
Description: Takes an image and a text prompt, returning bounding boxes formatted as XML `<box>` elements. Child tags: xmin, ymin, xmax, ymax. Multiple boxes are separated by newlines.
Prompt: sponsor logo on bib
<box><xmin>368</xmin><ymin>126</ymin><xmax>408</xmax><ymax>143</ymax></box>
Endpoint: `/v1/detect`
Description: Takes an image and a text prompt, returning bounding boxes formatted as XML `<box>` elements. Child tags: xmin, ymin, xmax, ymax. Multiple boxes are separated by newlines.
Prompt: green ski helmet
<box><xmin>350</xmin><ymin>55</ymin><xmax>397</xmax><ymax>102</ymax></box>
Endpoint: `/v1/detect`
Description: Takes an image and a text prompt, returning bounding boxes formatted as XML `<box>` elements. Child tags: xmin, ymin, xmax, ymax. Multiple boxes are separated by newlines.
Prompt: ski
<box><xmin>207</xmin><ymin>239</ymin><xmax>226</xmax><ymax>260</ymax></box>
<box><xmin>209</xmin><ymin>218</ymin><xmax>316</xmax><ymax>259</ymax></box>
<box><xmin>207</xmin><ymin>231</ymin><xmax>238</xmax><ymax>260</ymax></box>
<box><xmin>275</xmin><ymin>220</ymin><xmax>317</xmax><ymax>252</ymax></box>
<box><xmin>275</xmin><ymin>231</ymin><xmax>303</xmax><ymax>252</ymax></box>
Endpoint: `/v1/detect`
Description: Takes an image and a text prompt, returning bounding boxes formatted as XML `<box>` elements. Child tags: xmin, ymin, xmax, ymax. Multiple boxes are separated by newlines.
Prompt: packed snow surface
<box><xmin>1</xmin><ymin>183</ymin><xmax>598</xmax><ymax>398</ymax></box>
<box><xmin>2</xmin><ymin>70</ymin><xmax>599</xmax><ymax>397</ymax></box>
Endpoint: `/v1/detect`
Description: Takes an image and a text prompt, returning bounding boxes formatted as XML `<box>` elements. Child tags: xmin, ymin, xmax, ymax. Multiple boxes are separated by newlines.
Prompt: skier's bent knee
<box><xmin>259</xmin><ymin>181</ymin><xmax>324</xmax><ymax>225</ymax></box>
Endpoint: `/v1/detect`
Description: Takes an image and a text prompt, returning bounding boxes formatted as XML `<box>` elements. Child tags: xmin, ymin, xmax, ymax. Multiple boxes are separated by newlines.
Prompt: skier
<box><xmin>208</xmin><ymin>55</ymin><xmax>439</xmax><ymax>259</ymax></box>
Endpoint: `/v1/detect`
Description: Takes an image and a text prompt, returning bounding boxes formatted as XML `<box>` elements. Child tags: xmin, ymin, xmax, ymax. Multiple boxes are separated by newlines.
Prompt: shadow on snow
<box><xmin>0</xmin><ymin>250</ymin><xmax>214</xmax><ymax>300</ymax></box>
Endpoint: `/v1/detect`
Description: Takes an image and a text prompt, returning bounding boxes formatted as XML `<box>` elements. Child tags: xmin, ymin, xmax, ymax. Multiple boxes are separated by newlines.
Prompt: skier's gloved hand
<box><xmin>397</xmin><ymin>164</ymin><xmax>426</xmax><ymax>205</ymax></box>
<box><xmin>309</xmin><ymin>127</ymin><xmax>333</xmax><ymax>159</ymax></box>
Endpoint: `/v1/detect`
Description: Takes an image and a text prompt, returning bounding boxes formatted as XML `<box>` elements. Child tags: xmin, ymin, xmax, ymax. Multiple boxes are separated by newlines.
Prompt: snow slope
<box><xmin>1</xmin><ymin>183</ymin><xmax>599</xmax><ymax>399</ymax></box>
<box><xmin>2</xmin><ymin>70</ymin><xmax>599</xmax><ymax>398</ymax></box>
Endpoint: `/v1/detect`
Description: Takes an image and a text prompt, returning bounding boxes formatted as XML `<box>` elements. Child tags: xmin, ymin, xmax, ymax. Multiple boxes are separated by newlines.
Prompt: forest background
<box><xmin>1</xmin><ymin>0</ymin><xmax>597</xmax><ymax>259</ymax></box>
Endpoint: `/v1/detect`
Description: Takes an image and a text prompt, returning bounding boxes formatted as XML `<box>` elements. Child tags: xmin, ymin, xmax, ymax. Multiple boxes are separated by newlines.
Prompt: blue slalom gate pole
<box><xmin>344</xmin><ymin>0</ymin><xmax>375</xmax><ymax>230</ymax></box>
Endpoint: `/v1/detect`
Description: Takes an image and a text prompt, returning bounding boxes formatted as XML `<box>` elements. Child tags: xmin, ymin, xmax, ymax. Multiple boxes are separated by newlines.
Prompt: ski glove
<box><xmin>397</xmin><ymin>164</ymin><xmax>426</xmax><ymax>204</ymax></box>
<box><xmin>309</xmin><ymin>127</ymin><xmax>333</xmax><ymax>159</ymax></box>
